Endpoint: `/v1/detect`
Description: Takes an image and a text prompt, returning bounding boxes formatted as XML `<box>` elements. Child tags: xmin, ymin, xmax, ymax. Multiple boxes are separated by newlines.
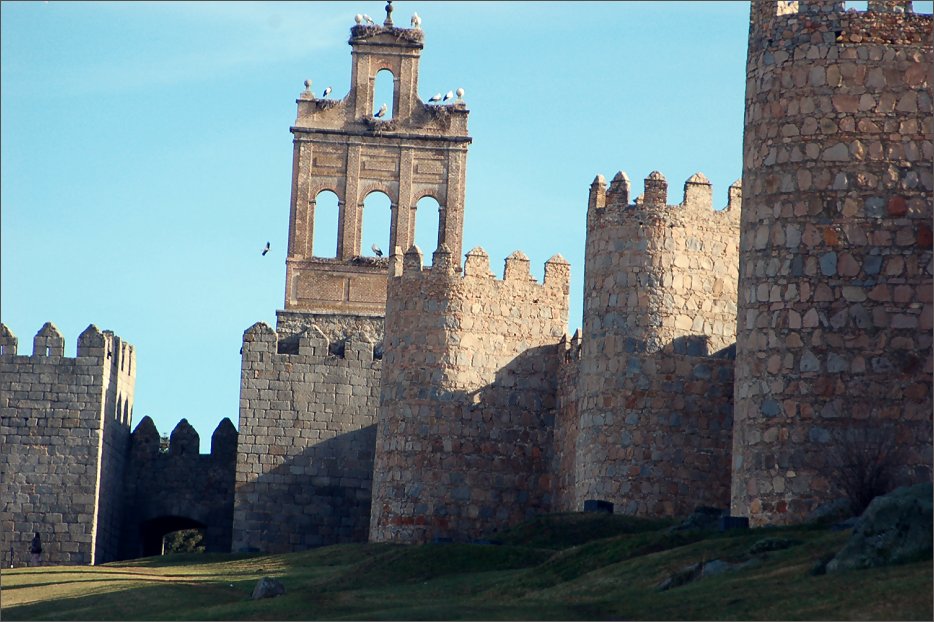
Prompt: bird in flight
<box><xmin>442</xmin><ymin>90</ymin><xmax>454</xmax><ymax>102</ymax></box>
<box><xmin>323</xmin><ymin>86</ymin><xmax>332</xmax><ymax>98</ymax></box>
<box><xmin>371</xmin><ymin>243</ymin><xmax>383</xmax><ymax>257</ymax></box>
<box><xmin>262</xmin><ymin>242</ymin><xmax>270</xmax><ymax>256</ymax></box>
<box><xmin>428</xmin><ymin>93</ymin><xmax>442</xmax><ymax>103</ymax></box>
<box><xmin>374</xmin><ymin>103</ymin><xmax>388</xmax><ymax>118</ymax></box>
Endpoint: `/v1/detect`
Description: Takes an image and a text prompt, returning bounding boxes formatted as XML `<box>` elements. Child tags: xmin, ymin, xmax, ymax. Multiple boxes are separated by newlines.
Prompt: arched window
<box><xmin>312</xmin><ymin>190</ymin><xmax>340</xmax><ymax>258</ymax></box>
<box><xmin>373</xmin><ymin>69</ymin><xmax>395</xmax><ymax>119</ymax></box>
<box><xmin>415</xmin><ymin>196</ymin><xmax>441</xmax><ymax>260</ymax></box>
<box><xmin>361</xmin><ymin>191</ymin><xmax>391</xmax><ymax>257</ymax></box>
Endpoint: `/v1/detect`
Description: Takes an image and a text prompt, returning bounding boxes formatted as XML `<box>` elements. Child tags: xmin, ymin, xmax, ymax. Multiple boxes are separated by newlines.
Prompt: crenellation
<box><xmin>33</xmin><ymin>322</ymin><xmax>65</xmax><ymax>358</ymax></box>
<box><xmin>588</xmin><ymin>174</ymin><xmax>607</xmax><ymax>212</ymax></box>
<box><xmin>643</xmin><ymin>171</ymin><xmax>668</xmax><ymax>206</ymax></box>
<box><xmin>682</xmin><ymin>172</ymin><xmax>713</xmax><ymax>210</ymax></box>
<box><xmin>503</xmin><ymin>250</ymin><xmax>532</xmax><ymax>282</ymax></box>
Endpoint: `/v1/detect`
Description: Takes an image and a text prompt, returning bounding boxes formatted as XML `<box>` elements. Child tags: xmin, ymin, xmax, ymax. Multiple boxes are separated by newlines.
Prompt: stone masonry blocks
<box><xmin>733</xmin><ymin>0</ymin><xmax>933</xmax><ymax>525</ymax></box>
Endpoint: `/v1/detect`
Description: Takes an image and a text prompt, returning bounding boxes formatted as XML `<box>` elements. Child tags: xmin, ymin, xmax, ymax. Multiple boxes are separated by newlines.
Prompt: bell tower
<box><xmin>278</xmin><ymin>3</ymin><xmax>471</xmax><ymax>344</ymax></box>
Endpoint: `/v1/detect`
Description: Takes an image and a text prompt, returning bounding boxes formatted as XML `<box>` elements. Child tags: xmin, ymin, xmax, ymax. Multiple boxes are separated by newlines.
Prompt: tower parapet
<box><xmin>575</xmin><ymin>172</ymin><xmax>740</xmax><ymax>517</ymax></box>
<box><xmin>370</xmin><ymin>247</ymin><xmax>569</xmax><ymax>543</ymax></box>
<box><xmin>734</xmin><ymin>0</ymin><xmax>933</xmax><ymax>525</ymax></box>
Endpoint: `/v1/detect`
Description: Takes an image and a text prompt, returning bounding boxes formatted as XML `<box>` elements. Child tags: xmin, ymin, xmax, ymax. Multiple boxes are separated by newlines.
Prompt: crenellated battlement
<box><xmin>588</xmin><ymin>171</ymin><xmax>741</xmax><ymax>225</ymax></box>
<box><xmin>388</xmin><ymin>244</ymin><xmax>571</xmax><ymax>294</ymax></box>
<box><xmin>750</xmin><ymin>0</ymin><xmax>932</xmax><ymax>53</ymax></box>
<box><xmin>129</xmin><ymin>415</ymin><xmax>238</xmax><ymax>458</ymax></box>
<box><xmin>241</xmin><ymin>321</ymin><xmax>379</xmax><ymax>364</ymax></box>
<box><xmin>0</xmin><ymin>322</ymin><xmax>135</xmax><ymax>371</ymax></box>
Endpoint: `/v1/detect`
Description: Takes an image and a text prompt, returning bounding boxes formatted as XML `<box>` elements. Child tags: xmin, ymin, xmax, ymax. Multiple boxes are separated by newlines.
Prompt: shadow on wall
<box><xmin>370</xmin><ymin>344</ymin><xmax>562</xmax><ymax>544</ymax></box>
<box><xmin>120</xmin><ymin>417</ymin><xmax>237</xmax><ymax>561</ymax></box>
<box><xmin>232</xmin><ymin>424</ymin><xmax>377</xmax><ymax>554</ymax></box>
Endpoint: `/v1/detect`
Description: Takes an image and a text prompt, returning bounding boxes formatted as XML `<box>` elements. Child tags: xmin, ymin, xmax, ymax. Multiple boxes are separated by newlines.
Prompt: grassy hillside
<box><xmin>2</xmin><ymin>514</ymin><xmax>931</xmax><ymax>620</ymax></box>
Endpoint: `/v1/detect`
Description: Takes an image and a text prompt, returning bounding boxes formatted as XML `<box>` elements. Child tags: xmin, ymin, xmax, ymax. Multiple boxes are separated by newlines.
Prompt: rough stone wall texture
<box><xmin>233</xmin><ymin>322</ymin><xmax>380</xmax><ymax>553</ymax></box>
<box><xmin>733</xmin><ymin>0</ymin><xmax>933</xmax><ymax>525</ymax></box>
<box><xmin>552</xmin><ymin>332</ymin><xmax>582</xmax><ymax>511</ymax></box>
<box><xmin>284</xmin><ymin>22</ymin><xmax>471</xmax><ymax>317</ymax></box>
<box><xmin>275</xmin><ymin>309</ymin><xmax>384</xmax><ymax>353</ymax></box>
<box><xmin>370</xmin><ymin>245</ymin><xmax>570</xmax><ymax>543</ymax></box>
<box><xmin>120</xmin><ymin>416</ymin><xmax>237</xmax><ymax>559</ymax></box>
<box><xmin>574</xmin><ymin>173</ymin><xmax>741</xmax><ymax>516</ymax></box>
<box><xmin>0</xmin><ymin>323</ymin><xmax>135</xmax><ymax>565</ymax></box>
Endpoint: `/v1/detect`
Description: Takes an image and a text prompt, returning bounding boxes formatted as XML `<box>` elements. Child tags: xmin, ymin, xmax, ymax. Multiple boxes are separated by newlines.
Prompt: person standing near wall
<box><xmin>29</xmin><ymin>532</ymin><xmax>42</xmax><ymax>566</ymax></box>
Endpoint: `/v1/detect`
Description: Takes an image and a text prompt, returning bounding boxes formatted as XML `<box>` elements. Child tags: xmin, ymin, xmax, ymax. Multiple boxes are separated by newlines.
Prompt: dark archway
<box><xmin>139</xmin><ymin>515</ymin><xmax>207</xmax><ymax>557</ymax></box>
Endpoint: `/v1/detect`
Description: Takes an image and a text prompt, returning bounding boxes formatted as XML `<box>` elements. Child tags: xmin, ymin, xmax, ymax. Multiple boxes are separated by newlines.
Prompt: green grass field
<box><xmin>2</xmin><ymin>514</ymin><xmax>931</xmax><ymax>620</ymax></box>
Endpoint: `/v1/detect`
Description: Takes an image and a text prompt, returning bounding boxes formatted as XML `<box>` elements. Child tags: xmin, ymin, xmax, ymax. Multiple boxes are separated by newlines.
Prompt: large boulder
<box><xmin>251</xmin><ymin>576</ymin><xmax>286</xmax><ymax>600</ymax></box>
<box><xmin>826</xmin><ymin>482</ymin><xmax>933</xmax><ymax>573</ymax></box>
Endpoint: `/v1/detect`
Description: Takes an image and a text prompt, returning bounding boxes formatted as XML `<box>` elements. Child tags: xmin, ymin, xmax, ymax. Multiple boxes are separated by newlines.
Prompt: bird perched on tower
<box><xmin>371</xmin><ymin>244</ymin><xmax>383</xmax><ymax>257</ymax></box>
<box><xmin>428</xmin><ymin>93</ymin><xmax>442</xmax><ymax>103</ymax></box>
<box><xmin>411</xmin><ymin>12</ymin><xmax>421</xmax><ymax>28</ymax></box>
<box><xmin>362</xmin><ymin>14</ymin><xmax>375</xmax><ymax>25</ymax></box>
<box><xmin>442</xmin><ymin>90</ymin><xmax>454</xmax><ymax>102</ymax></box>
<box><xmin>374</xmin><ymin>103</ymin><xmax>387</xmax><ymax>118</ymax></box>
<box><xmin>323</xmin><ymin>86</ymin><xmax>332</xmax><ymax>98</ymax></box>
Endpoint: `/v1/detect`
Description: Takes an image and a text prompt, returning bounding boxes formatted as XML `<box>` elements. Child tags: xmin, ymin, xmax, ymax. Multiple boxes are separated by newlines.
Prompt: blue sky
<box><xmin>5</xmin><ymin>1</ymin><xmax>922</xmax><ymax>450</ymax></box>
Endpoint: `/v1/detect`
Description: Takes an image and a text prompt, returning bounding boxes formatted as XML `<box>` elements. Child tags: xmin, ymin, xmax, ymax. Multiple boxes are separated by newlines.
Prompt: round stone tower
<box><xmin>575</xmin><ymin>170</ymin><xmax>740</xmax><ymax>516</ymax></box>
<box><xmin>733</xmin><ymin>0</ymin><xmax>933</xmax><ymax>525</ymax></box>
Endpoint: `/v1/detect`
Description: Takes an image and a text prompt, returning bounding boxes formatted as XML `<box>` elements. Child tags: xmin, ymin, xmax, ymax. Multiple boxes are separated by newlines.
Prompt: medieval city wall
<box><xmin>120</xmin><ymin>416</ymin><xmax>237</xmax><ymax>559</ymax></box>
<box><xmin>233</xmin><ymin>322</ymin><xmax>381</xmax><ymax>553</ymax></box>
<box><xmin>0</xmin><ymin>323</ymin><xmax>134</xmax><ymax>565</ymax></box>
<box><xmin>733</xmin><ymin>0</ymin><xmax>933</xmax><ymax>525</ymax></box>
<box><xmin>370</xmin><ymin>246</ymin><xmax>570</xmax><ymax>543</ymax></box>
<box><xmin>574</xmin><ymin>173</ymin><xmax>741</xmax><ymax>517</ymax></box>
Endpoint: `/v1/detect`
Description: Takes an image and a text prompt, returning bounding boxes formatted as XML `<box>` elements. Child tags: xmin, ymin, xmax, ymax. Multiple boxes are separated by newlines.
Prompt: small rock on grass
<box><xmin>251</xmin><ymin>576</ymin><xmax>286</xmax><ymax>600</ymax></box>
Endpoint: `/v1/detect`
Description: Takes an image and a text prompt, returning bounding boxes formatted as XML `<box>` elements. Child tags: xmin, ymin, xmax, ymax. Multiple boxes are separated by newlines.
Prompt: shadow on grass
<box><xmin>3</xmin><ymin>581</ymin><xmax>251</xmax><ymax>622</ymax></box>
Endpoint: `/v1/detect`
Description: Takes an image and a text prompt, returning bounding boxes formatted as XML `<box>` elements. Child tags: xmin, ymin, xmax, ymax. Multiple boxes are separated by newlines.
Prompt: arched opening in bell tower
<box><xmin>312</xmin><ymin>190</ymin><xmax>340</xmax><ymax>258</ymax></box>
<box><xmin>361</xmin><ymin>190</ymin><xmax>392</xmax><ymax>257</ymax></box>
<box><xmin>414</xmin><ymin>195</ymin><xmax>442</xmax><ymax>259</ymax></box>
<box><xmin>373</xmin><ymin>69</ymin><xmax>395</xmax><ymax>119</ymax></box>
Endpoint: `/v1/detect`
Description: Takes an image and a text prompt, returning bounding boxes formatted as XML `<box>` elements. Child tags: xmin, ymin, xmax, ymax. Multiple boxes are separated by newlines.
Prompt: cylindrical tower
<box><xmin>575</xmin><ymin>171</ymin><xmax>740</xmax><ymax>517</ymax></box>
<box><xmin>733</xmin><ymin>0</ymin><xmax>933</xmax><ymax>525</ymax></box>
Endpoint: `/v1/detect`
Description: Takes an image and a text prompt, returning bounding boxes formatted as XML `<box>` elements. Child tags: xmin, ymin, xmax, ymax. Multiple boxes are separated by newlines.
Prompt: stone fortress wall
<box><xmin>370</xmin><ymin>245</ymin><xmax>570</xmax><ymax>543</ymax></box>
<box><xmin>233</xmin><ymin>322</ymin><xmax>381</xmax><ymax>553</ymax></box>
<box><xmin>733</xmin><ymin>0</ymin><xmax>933</xmax><ymax>525</ymax></box>
<box><xmin>1</xmin><ymin>0</ymin><xmax>931</xmax><ymax>562</ymax></box>
<box><xmin>0</xmin><ymin>323</ymin><xmax>135</xmax><ymax>565</ymax></box>
<box><xmin>571</xmin><ymin>173</ymin><xmax>742</xmax><ymax>517</ymax></box>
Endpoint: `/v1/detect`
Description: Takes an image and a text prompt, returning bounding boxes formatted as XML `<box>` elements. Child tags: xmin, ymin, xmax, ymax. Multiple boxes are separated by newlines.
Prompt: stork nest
<box><xmin>314</xmin><ymin>98</ymin><xmax>341</xmax><ymax>110</ymax></box>
<box><xmin>363</xmin><ymin>117</ymin><xmax>398</xmax><ymax>134</ymax></box>
<box><xmin>350</xmin><ymin>255</ymin><xmax>390</xmax><ymax>266</ymax></box>
<box><xmin>424</xmin><ymin>103</ymin><xmax>454</xmax><ymax>120</ymax></box>
<box><xmin>350</xmin><ymin>25</ymin><xmax>424</xmax><ymax>45</ymax></box>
